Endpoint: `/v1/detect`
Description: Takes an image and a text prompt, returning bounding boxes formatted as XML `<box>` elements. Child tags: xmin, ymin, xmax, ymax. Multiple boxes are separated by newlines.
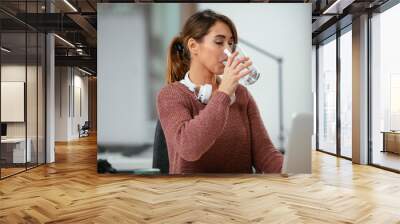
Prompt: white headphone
<box><xmin>180</xmin><ymin>72</ymin><xmax>235</xmax><ymax>105</ymax></box>
<box><xmin>180</xmin><ymin>72</ymin><xmax>212</xmax><ymax>104</ymax></box>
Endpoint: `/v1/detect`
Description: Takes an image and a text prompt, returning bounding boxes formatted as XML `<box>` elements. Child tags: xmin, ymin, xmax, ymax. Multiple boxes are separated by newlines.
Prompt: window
<box><xmin>318</xmin><ymin>36</ymin><xmax>337</xmax><ymax>155</ymax></box>
<box><xmin>371</xmin><ymin>3</ymin><xmax>400</xmax><ymax>171</ymax></box>
<box><xmin>340</xmin><ymin>29</ymin><xmax>352</xmax><ymax>158</ymax></box>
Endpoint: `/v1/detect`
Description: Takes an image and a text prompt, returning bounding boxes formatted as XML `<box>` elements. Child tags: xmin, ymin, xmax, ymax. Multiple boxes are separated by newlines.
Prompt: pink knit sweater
<box><xmin>156</xmin><ymin>82</ymin><xmax>283</xmax><ymax>174</ymax></box>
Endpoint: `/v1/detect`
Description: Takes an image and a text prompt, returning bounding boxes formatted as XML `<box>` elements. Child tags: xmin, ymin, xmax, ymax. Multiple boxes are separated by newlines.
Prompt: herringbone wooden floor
<box><xmin>1</xmin><ymin>135</ymin><xmax>400</xmax><ymax>224</ymax></box>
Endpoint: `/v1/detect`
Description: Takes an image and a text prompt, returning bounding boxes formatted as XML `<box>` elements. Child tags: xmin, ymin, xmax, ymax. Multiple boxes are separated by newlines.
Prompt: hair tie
<box><xmin>174</xmin><ymin>42</ymin><xmax>184</xmax><ymax>54</ymax></box>
<box><xmin>174</xmin><ymin>41</ymin><xmax>185</xmax><ymax>60</ymax></box>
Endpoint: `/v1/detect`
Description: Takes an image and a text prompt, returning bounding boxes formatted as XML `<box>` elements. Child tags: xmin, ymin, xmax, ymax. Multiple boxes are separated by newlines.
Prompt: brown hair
<box><xmin>165</xmin><ymin>9</ymin><xmax>238</xmax><ymax>84</ymax></box>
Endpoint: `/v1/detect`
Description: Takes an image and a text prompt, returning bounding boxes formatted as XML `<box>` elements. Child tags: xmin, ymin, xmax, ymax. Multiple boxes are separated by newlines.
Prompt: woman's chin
<box><xmin>215</xmin><ymin>71</ymin><xmax>224</xmax><ymax>76</ymax></box>
<box><xmin>216</xmin><ymin>66</ymin><xmax>225</xmax><ymax>74</ymax></box>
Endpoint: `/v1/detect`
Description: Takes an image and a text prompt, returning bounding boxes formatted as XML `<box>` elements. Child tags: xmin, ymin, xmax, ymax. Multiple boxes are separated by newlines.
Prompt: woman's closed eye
<box><xmin>215</xmin><ymin>41</ymin><xmax>234</xmax><ymax>48</ymax></box>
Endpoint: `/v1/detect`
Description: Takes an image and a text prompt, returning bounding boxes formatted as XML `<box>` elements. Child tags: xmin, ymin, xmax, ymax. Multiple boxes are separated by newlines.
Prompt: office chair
<box><xmin>152</xmin><ymin>120</ymin><xmax>170</xmax><ymax>174</ymax></box>
<box><xmin>79</xmin><ymin>121</ymin><xmax>90</xmax><ymax>138</ymax></box>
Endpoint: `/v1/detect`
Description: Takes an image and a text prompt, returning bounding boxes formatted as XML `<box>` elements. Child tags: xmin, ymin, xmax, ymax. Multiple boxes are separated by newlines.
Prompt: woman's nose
<box><xmin>224</xmin><ymin>43</ymin><xmax>234</xmax><ymax>52</ymax></box>
<box><xmin>220</xmin><ymin>51</ymin><xmax>228</xmax><ymax>62</ymax></box>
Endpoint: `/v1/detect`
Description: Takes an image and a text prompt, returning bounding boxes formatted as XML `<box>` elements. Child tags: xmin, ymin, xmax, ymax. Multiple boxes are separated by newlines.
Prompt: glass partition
<box><xmin>1</xmin><ymin>30</ymin><xmax>28</xmax><ymax>177</ymax></box>
<box><xmin>0</xmin><ymin>1</ymin><xmax>46</xmax><ymax>179</ymax></box>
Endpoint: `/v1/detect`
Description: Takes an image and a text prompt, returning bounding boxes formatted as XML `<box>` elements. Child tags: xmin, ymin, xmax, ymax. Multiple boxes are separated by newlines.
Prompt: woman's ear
<box><xmin>187</xmin><ymin>37</ymin><xmax>199</xmax><ymax>56</ymax></box>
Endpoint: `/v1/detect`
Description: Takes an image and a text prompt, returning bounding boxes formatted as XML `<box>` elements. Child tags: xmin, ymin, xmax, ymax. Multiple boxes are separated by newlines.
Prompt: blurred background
<box><xmin>97</xmin><ymin>3</ymin><xmax>312</xmax><ymax>172</ymax></box>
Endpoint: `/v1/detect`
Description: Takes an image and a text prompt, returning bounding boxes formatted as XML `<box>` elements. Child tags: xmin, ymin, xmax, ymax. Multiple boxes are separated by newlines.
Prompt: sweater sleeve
<box><xmin>157</xmin><ymin>86</ymin><xmax>232</xmax><ymax>162</ymax></box>
<box><xmin>247</xmin><ymin>91</ymin><xmax>284</xmax><ymax>173</ymax></box>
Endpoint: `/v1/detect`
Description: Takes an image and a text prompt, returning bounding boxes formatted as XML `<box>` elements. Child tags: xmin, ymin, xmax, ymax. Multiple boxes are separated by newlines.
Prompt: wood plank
<box><xmin>0</xmin><ymin>135</ymin><xmax>399</xmax><ymax>223</ymax></box>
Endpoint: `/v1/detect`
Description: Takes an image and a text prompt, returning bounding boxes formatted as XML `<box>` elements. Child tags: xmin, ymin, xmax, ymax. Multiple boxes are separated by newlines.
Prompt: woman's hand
<box><xmin>218</xmin><ymin>51</ymin><xmax>253</xmax><ymax>96</ymax></box>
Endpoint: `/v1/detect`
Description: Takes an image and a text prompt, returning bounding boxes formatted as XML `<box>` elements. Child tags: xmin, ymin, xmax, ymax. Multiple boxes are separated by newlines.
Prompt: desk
<box><xmin>381</xmin><ymin>131</ymin><xmax>400</xmax><ymax>154</ymax></box>
<box><xmin>1</xmin><ymin>138</ymin><xmax>31</xmax><ymax>163</ymax></box>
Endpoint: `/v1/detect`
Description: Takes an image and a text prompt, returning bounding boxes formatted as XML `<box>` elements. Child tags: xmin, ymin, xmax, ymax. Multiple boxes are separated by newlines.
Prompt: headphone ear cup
<box><xmin>198</xmin><ymin>84</ymin><xmax>212</xmax><ymax>104</ymax></box>
<box><xmin>180</xmin><ymin>72</ymin><xmax>213</xmax><ymax>104</ymax></box>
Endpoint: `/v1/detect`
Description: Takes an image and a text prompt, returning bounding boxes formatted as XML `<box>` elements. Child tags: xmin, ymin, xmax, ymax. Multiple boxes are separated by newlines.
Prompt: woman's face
<box><xmin>190</xmin><ymin>21</ymin><xmax>235</xmax><ymax>75</ymax></box>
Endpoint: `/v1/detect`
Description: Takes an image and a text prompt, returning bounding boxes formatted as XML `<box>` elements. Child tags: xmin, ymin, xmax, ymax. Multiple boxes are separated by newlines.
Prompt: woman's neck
<box><xmin>188</xmin><ymin>62</ymin><xmax>217</xmax><ymax>88</ymax></box>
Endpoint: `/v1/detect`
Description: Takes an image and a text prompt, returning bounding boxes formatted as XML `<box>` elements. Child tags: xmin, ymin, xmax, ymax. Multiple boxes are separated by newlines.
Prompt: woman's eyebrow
<box><xmin>215</xmin><ymin>34</ymin><xmax>233</xmax><ymax>40</ymax></box>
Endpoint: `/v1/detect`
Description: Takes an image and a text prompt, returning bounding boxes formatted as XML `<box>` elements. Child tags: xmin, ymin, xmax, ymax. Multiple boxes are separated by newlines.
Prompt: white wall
<box><xmin>197</xmin><ymin>3</ymin><xmax>313</xmax><ymax>148</ymax></box>
<box><xmin>1</xmin><ymin>65</ymin><xmax>38</xmax><ymax>138</ymax></box>
<box><xmin>55</xmin><ymin>67</ymin><xmax>89</xmax><ymax>141</ymax></box>
<box><xmin>55</xmin><ymin>67</ymin><xmax>69</xmax><ymax>141</ymax></box>
<box><xmin>77</xmin><ymin>72</ymin><xmax>89</xmax><ymax>135</ymax></box>
<box><xmin>98</xmin><ymin>4</ymin><xmax>152</xmax><ymax>146</ymax></box>
<box><xmin>1</xmin><ymin>63</ymin><xmax>46</xmax><ymax>164</ymax></box>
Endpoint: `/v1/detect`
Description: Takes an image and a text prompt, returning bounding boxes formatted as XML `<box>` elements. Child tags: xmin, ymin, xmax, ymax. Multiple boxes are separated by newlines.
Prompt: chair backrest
<box><xmin>152</xmin><ymin>120</ymin><xmax>169</xmax><ymax>174</ymax></box>
<box><xmin>82</xmin><ymin>121</ymin><xmax>90</xmax><ymax>129</ymax></box>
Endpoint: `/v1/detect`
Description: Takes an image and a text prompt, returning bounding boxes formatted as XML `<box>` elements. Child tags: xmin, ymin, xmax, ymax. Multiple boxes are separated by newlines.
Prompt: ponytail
<box><xmin>165</xmin><ymin>36</ymin><xmax>190</xmax><ymax>84</ymax></box>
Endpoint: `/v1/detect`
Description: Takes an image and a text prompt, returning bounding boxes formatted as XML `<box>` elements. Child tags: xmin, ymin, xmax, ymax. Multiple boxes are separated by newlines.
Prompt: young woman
<box><xmin>157</xmin><ymin>9</ymin><xmax>283</xmax><ymax>174</ymax></box>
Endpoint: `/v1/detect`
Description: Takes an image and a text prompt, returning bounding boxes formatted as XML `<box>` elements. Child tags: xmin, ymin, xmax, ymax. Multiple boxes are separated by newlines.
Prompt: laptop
<box><xmin>281</xmin><ymin>113</ymin><xmax>313</xmax><ymax>175</ymax></box>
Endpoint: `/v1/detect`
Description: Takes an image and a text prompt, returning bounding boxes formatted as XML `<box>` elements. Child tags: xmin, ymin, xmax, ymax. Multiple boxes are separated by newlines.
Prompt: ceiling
<box><xmin>311</xmin><ymin>0</ymin><xmax>390</xmax><ymax>44</ymax></box>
